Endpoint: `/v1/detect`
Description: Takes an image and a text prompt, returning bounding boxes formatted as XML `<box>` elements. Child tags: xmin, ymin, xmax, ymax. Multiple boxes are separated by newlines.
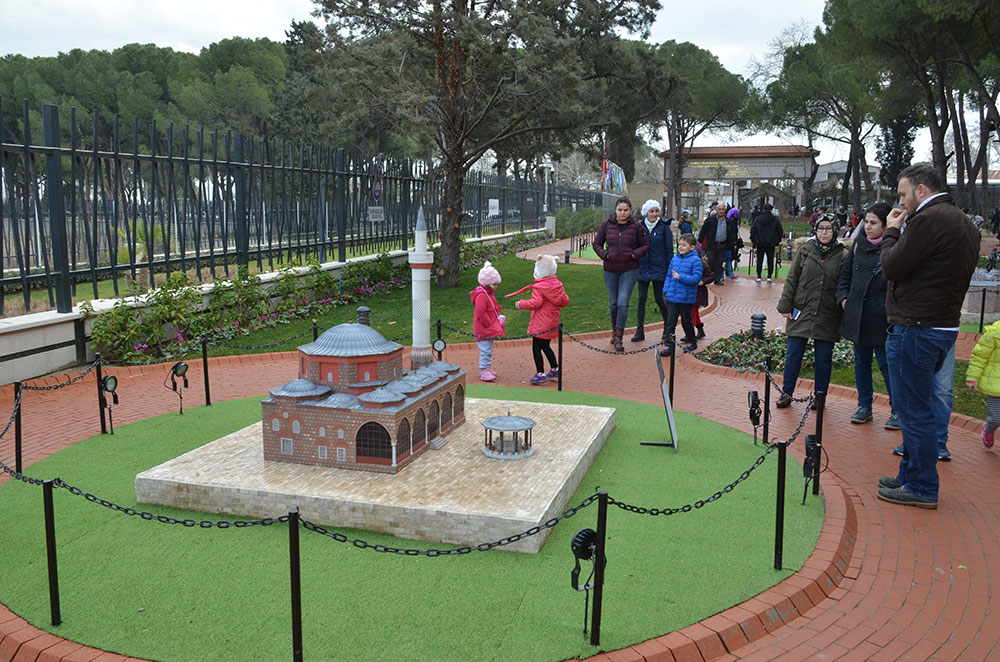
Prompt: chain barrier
<box><xmin>300</xmin><ymin>493</ymin><xmax>601</xmax><ymax>555</ymax></box>
<box><xmin>101</xmin><ymin>342</ymin><xmax>202</xmax><ymax>367</ymax></box>
<box><xmin>387</xmin><ymin>334</ymin><xmax>412</xmax><ymax>343</ymax></box>
<box><xmin>439</xmin><ymin>322</ymin><xmax>561</xmax><ymax>343</ymax></box>
<box><xmin>51</xmin><ymin>478</ymin><xmax>290</xmax><ymax>528</ymax></box>
<box><xmin>209</xmin><ymin>325</ymin><xmax>316</xmax><ymax>350</ymax></box>
<box><xmin>0</xmin><ymin>387</ymin><xmax>20</xmax><ymax>441</ymax></box>
<box><xmin>609</xmin><ymin>391</ymin><xmax>814</xmax><ymax>517</ymax></box>
<box><xmin>20</xmin><ymin>358</ymin><xmax>102</xmax><ymax>391</ymax></box>
<box><xmin>560</xmin><ymin>328</ymin><xmax>665</xmax><ymax>355</ymax></box>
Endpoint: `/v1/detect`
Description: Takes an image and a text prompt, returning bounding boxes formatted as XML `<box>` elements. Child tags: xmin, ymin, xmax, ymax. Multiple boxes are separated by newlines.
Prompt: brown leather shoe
<box><xmin>613</xmin><ymin>327</ymin><xmax>625</xmax><ymax>352</ymax></box>
<box><xmin>775</xmin><ymin>393</ymin><xmax>792</xmax><ymax>409</ymax></box>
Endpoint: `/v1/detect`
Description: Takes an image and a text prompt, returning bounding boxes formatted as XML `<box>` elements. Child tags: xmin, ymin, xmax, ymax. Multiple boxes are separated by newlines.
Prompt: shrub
<box><xmin>699</xmin><ymin>330</ymin><xmax>854</xmax><ymax>371</ymax></box>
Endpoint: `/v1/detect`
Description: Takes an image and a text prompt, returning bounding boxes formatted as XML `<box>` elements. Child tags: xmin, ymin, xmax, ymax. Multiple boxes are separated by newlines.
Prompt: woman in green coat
<box><xmin>775</xmin><ymin>217</ymin><xmax>845</xmax><ymax>408</ymax></box>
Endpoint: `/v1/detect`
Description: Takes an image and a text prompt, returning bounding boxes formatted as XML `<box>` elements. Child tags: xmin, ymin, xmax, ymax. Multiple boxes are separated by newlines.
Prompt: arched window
<box><xmin>397</xmin><ymin>418</ymin><xmax>411</xmax><ymax>460</ymax></box>
<box><xmin>454</xmin><ymin>386</ymin><xmax>465</xmax><ymax>415</ymax></box>
<box><xmin>319</xmin><ymin>427</ymin><xmax>326</xmax><ymax>438</ymax></box>
<box><xmin>413</xmin><ymin>410</ymin><xmax>427</xmax><ymax>449</ymax></box>
<box><xmin>428</xmin><ymin>401</ymin><xmax>440</xmax><ymax>439</ymax></box>
<box><xmin>356</xmin><ymin>422</ymin><xmax>392</xmax><ymax>464</ymax></box>
<box><xmin>442</xmin><ymin>393</ymin><xmax>453</xmax><ymax>427</ymax></box>
<box><xmin>292</xmin><ymin>420</ymin><xmax>301</xmax><ymax>433</ymax></box>
<box><xmin>271</xmin><ymin>418</ymin><xmax>280</xmax><ymax>432</ymax></box>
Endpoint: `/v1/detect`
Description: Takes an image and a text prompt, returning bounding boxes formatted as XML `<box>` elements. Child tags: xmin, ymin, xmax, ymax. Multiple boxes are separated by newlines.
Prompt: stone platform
<box><xmin>135</xmin><ymin>398</ymin><xmax>614</xmax><ymax>553</ymax></box>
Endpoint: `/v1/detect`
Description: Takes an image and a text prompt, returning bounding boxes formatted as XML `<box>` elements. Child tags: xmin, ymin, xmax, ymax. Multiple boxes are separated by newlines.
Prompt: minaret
<box><xmin>408</xmin><ymin>206</ymin><xmax>434</xmax><ymax>369</ymax></box>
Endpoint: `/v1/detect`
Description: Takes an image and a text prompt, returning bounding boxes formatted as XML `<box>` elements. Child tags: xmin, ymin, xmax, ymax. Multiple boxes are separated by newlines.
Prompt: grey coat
<box><xmin>836</xmin><ymin>234</ymin><xmax>887</xmax><ymax>348</ymax></box>
<box><xmin>777</xmin><ymin>238</ymin><xmax>845</xmax><ymax>343</ymax></box>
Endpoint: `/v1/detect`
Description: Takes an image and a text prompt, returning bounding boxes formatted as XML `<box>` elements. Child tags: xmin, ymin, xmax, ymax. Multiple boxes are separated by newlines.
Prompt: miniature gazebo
<box><xmin>481</xmin><ymin>413</ymin><xmax>535</xmax><ymax>459</ymax></box>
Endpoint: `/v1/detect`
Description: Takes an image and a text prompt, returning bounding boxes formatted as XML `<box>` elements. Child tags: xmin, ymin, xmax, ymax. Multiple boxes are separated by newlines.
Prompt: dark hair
<box><xmin>615</xmin><ymin>197</ymin><xmax>632</xmax><ymax>209</ymax></box>
<box><xmin>679</xmin><ymin>233</ymin><xmax>696</xmax><ymax>245</ymax></box>
<box><xmin>866</xmin><ymin>202</ymin><xmax>891</xmax><ymax>225</ymax></box>
<box><xmin>898</xmin><ymin>164</ymin><xmax>943</xmax><ymax>194</ymax></box>
<box><xmin>763</xmin><ymin>203</ymin><xmax>773</xmax><ymax>212</ymax></box>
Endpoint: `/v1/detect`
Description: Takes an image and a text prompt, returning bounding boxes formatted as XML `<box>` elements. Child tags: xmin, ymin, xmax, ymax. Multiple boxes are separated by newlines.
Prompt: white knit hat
<box><xmin>641</xmin><ymin>199</ymin><xmax>660</xmax><ymax>218</ymax></box>
<box><xmin>478</xmin><ymin>260</ymin><xmax>501</xmax><ymax>286</ymax></box>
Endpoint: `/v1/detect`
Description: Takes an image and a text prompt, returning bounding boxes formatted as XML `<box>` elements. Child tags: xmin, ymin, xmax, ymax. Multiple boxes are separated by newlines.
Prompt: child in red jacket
<box><xmin>470</xmin><ymin>261</ymin><xmax>504</xmax><ymax>382</ymax></box>
<box><xmin>509</xmin><ymin>255</ymin><xmax>570</xmax><ymax>384</ymax></box>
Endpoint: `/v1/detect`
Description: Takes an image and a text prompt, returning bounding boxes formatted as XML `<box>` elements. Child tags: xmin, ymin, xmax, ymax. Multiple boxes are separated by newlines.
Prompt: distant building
<box><xmin>261</xmin><ymin>320</ymin><xmax>467</xmax><ymax>474</ymax></box>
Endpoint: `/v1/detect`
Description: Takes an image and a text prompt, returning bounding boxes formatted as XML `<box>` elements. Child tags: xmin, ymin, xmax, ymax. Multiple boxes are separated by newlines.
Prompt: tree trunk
<box><xmin>840</xmin><ymin>141</ymin><xmax>855</xmax><ymax>209</ymax></box>
<box><xmin>947</xmin><ymin>82</ymin><xmax>968</xmax><ymax>208</ymax></box>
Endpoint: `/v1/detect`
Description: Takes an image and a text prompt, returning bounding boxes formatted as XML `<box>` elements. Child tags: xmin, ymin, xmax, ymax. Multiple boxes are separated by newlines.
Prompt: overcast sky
<box><xmin>0</xmin><ymin>0</ymin><xmax>876</xmax><ymax>161</ymax></box>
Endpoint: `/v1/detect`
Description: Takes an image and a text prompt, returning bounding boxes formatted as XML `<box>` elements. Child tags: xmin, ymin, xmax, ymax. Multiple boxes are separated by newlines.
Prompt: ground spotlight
<box><xmin>570</xmin><ymin>528</ymin><xmax>597</xmax><ymax>591</ymax></box>
<box><xmin>102</xmin><ymin>374</ymin><xmax>119</xmax><ymax>434</ymax></box>
<box><xmin>167</xmin><ymin>361</ymin><xmax>189</xmax><ymax>414</ymax></box>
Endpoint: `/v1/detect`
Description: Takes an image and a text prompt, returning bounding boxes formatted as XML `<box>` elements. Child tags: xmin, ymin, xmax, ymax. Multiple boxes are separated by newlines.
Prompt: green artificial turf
<box><xmin>0</xmin><ymin>387</ymin><xmax>823</xmax><ymax>662</ymax></box>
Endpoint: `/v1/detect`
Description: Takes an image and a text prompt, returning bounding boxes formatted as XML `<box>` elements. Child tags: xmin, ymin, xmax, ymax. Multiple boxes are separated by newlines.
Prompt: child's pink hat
<box><xmin>478</xmin><ymin>261</ymin><xmax>501</xmax><ymax>286</ymax></box>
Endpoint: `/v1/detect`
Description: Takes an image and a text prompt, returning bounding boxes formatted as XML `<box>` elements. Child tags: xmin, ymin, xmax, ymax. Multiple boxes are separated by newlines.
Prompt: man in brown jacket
<box><xmin>878</xmin><ymin>164</ymin><xmax>980</xmax><ymax>509</ymax></box>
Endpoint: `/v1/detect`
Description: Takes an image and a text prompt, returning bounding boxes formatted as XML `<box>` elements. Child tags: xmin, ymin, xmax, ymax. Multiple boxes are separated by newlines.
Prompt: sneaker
<box><xmin>731</xmin><ymin>275</ymin><xmax>739</xmax><ymax>280</ymax></box>
<box><xmin>984</xmin><ymin>425</ymin><xmax>995</xmax><ymax>448</ymax></box>
<box><xmin>529</xmin><ymin>372</ymin><xmax>547</xmax><ymax>385</ymax></box>
<box><xmin>480</xmin><ymin>369</ymin><xmax>496</xmax><ymax>382</ymax></box>
<box><xmin>850</xmin><ymin>407</ymin><xmax>873</xmax><ymax>424</ymax></box>
<box><xmin>879</xmin><ymin>476</ymin><xmax>902</xmax><ymax>489</ymax></box>
<box><xmin>755</xmin><ymin>277</ymin><xmax>762</xmax><ymax>283</ymax></box>
<box><xmin>767</xmin><ymin>277</ymin><xmax>772</xmax><ymax>283</ymax></box>
<box><xmin>776</xmin><ymin>393</ymin><xmax>792</xmax><ymax>409</ymax></box>
<box><xmin>892</xmin><ymin>445</ymin><xmax>903</xmax><ymax>457</ymax></box>
<box><xmin>938</xmin><ymin>448</ymin><xmax>951</xmax><ymax>461</ymax></box>
<box><xmin>716</xmin><ymin>280</ymin><xmax>725</xmax><ymax>286</ymax></box>
<box><xmin>884</xmin><ymin>414</ymin><xmax>901</xmax><ymax>431</ymax></box>
<box><xmin>682</xmin><ymin>342</ymin><xmax>698</xmax><ymax>353</ymax></box>
<box><xmin>659</xmin><ymin>344</ymin><xmax>674</xmax><ymax>357</ymax></box>
<box><xmin>877</xmin><ymin>485</ymin><xmax>938</xmax><ymax>509</ymax></box>
<box><xmin>544</xmin><ymin>367</ymin><xmax>560</xmax><ymax>379</ymax></box>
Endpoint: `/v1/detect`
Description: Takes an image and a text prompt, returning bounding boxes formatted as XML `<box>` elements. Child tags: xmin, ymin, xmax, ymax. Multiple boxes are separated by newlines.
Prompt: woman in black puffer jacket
<box><xmin>593</xmin><ymin>197</ymin><xmax>649</xmax><ymax>352</ymax></box>
<box><xmin>836</xmin><ymin>202</ymin><xmax>897</xmax><ymax>429</ymax></box>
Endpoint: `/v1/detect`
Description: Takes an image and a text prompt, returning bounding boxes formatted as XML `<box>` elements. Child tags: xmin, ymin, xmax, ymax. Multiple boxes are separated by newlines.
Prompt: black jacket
<box><xmin>836</xmin><ymin>233</ymin><xmax>888</xmax><ymax>347</ymax></box>
<box><xmin>750</xmin><ymin>211</ymin><xmax>783</xmax><ymax>249</ymax></box>
<box><xmin>698</xmin><ymin>215</ymin><xmax>738</xmax><ymax>252</ymax></box>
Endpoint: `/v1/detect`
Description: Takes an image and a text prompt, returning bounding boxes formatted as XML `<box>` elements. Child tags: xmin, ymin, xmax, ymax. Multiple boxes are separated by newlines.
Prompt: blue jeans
<box><xmin>885</xmin><ymin>325</ymin><xmax>957</xmax><ymax>500</ymax></box>
<box><xmin>723</xmin><ymin>250</ymin><xmax>736</xmax><ymax>280</ymax></box>
<box><xmin>853</xmin><ymin>344</ymin><xmax>893</xmax><ymax>413</ymax></box>
<box><xmin>476</xmin><ymin>339</ymin><xmax>494</xmax><ymax>370</ymax></box>
<box><xmin>782</xmin><ymin>336</ymin><xmax>834</xmax><ymax>396</ymax></box>
<box><xmin>604</xmin><ymin>269</ymin><xmax>639</xmax><ymax>329</ymax></box>
<box><xmin>933</xmin><ymin>343</ymin><xmax>955</xmax><ymax>451</ymax></box>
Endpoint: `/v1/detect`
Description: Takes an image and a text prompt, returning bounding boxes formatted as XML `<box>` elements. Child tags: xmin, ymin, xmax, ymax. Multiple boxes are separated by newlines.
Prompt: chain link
<box><xmin>0</xmin><ymin>387</ymin><xmax>21</xmax><ymax>440</ymax></box>
<box><xmin>440</xmin><ymin>322</ymin><xmax>561</xmax><ymax>343</ymax></box>
<box><xmin>102</xmin><ymin>342</ymin><xmax>202</xmax><ymax>367</ymax></box>
<box><xmin>51</xmin><ymin>478</ymin><xmax>290</xmax><ymax>527</ymax></box>
<box><xmin>21</xmin><ymin>358</ymin><xmax>102</xmax><ymax>391</ymax></box>
<box><xmin>560</xmin><ymin>328</ymin><xmax>666</xmax><ymax>355</ymax></box>
<box><xmin>299</xmin><ymin>493</ymin><xmax>600</xmax><ymax>555</ymax></box>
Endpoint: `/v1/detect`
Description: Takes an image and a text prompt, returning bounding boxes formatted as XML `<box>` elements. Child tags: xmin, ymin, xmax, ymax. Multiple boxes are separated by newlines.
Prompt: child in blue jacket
<box><xmin>662</xmin><ymin>233</ymin><xmax>703</xmax><ymax>355</ymax></box>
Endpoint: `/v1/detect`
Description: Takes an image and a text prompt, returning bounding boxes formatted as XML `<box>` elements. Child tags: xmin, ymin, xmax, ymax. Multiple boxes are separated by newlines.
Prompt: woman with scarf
<box><xmin>631</xmin><ymin>199</ymin><xmax>673</xmax><ymax>343</ymax></box>
<box><xmin>775</xmin><ymin>216</ymin><xmax>846</xmax><ymax>408</ymax></box>
<box><xmin>593</xmin><ymin>196</ymin><xmax>649</xmax><ymax>352</ymax></box>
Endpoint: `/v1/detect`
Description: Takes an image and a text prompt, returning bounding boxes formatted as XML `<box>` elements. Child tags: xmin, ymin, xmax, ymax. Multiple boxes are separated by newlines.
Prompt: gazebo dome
<box><xmin>298</xmin><ymin>323</ymin><xmax>402</xmax><ymax>357</ymax></box>
<box><xmin>269</xmin><ymin>378</ymin><xmax>331</xmax><ymax>399</ymax></box>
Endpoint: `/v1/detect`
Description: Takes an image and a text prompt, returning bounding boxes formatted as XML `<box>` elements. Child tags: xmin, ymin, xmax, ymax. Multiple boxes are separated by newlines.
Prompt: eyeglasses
<box><xmin>816</xmin><ymin>227</ymin><xmax>834</xmax><ymax>233</ymax></box>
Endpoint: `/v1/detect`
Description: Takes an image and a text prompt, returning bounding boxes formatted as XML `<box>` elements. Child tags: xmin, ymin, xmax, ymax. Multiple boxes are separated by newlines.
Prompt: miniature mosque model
<box><xmin>261</xmin><ymin>309</ymin><xmax>466</xmax><ymax>474</ymax></box>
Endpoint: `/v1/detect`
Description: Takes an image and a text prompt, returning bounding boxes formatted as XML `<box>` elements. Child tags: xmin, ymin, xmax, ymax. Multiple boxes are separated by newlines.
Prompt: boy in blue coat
<box><xmin>662</xmin><ymin>233</ymin><xmax>703</xmax><ymax>356</ymax></box>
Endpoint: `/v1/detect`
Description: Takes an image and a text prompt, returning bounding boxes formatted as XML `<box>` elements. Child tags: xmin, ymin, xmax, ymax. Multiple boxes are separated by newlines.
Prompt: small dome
<box><xmin>385</xmin><ymin>380</ymin><xmax>423</xmax><ymax>396</ymax></box>
<box><xmin>269</xmin><ymin>378</ymin><xmax>331</xmax><ymax>399</ymax></box>
<box><xmin>427</xmin><ymin>361</ymin><xmax>461</xmax><ymax>373</ymax></box>
<box><xmin>482</xmin><ymin>414</ymin><xmax>536</xmax><ymax>432</ymax></box>
<box><xmin>299</xmin><ymin>323</ymin><xmax>402</xmax><ymax>357</ymax></box>
<box><xmin>307</xmin><ymin>392</ymin><xmax>359</xmax><ymax>409</ymax></box>
<box><xmin>416</xmin><ymin>366</ymin><xmax>446</xmax><ymax>381</ymax></box>
<box><xmin>359</xmin><ymin>388</ymin><xmax>406</xmax><ymax>405</ymax></box>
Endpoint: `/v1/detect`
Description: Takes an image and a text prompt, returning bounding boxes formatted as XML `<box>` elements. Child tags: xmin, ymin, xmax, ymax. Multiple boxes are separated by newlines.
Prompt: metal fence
<box><xmin>0</xmin><ymin>99</ymin><xmax>600</xmax><ymax>315</ymax></box>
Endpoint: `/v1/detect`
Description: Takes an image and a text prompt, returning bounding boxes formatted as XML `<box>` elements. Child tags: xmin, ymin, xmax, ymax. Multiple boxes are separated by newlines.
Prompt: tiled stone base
<box><xmin>135</xmin><ymin>398</ymin><xmax>614</xmax><ymax>553</ymax></box>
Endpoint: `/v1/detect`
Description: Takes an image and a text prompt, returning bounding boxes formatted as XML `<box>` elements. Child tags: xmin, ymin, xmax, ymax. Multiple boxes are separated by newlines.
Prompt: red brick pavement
<box><xmin>2</xmin><ymin>243</ymin><xmax>999</xmax><ymax>661</ymax></box>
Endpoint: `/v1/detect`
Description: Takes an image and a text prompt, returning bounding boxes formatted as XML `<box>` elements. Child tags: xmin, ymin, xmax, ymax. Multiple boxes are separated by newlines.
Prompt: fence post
<box><xmin>981</xmin><ymin>289</ymin><xmax>987</xmax><ymax>334</ymax></box>
<box><xmin>813</xmin><ymin>392</ymin><xmax>825</xmax><ymax>496</ymax></box>
<box><xmin>233</xmin><ymin>134</ymin><xmax>249</xmax><ymax>269</ymax></box>
<box><xmin>95</xmin><ymin>353</ymin><xmax>107</xmax><ymax>434</ymax></box>
<box><xmin>201</xmin><ymin>337</ymin><xmax>212</xmax><ymax>406</ymax></box>
<box><xmin>401</xmin><ymin>159</ymin><xmax>410</xmax><ymax>252</ymax></box>
<box><xmin>288</xmin><ymin>509</ymin><xmax>303</xmax><ymax>662</ymax></box>
<box><xmin>557</xmin><ymin>324</ymin><xmax>563</xmax><ymax>392</ymax></box>
<box><xmin>774</xmin><ymin>440</ymin><xmax>787</xmax><ymax>570</ymax></box>
<box><xmin>762</xmin><ymin>354</ymin><xmax>772</xmax><ymax>445</ymax></box>
<box><xmin>14</xmin><ymin>382</ymin><xmax>22</xmax><ymax>474</ymax></box>
<box><xmin>336</xmin><ymin>148</ymin><xmax>347</xmax><ymax>264</ymax></box>
<box><xmin>41</xmin><ymin>105</ymin><xmax>72</xmax><ymax>314</ymax></box>
<box><xmin>590</xmin><ymin>491</ymin><xmax>608</xmax><ymax>647</ymax></box>
<box><xmin>42</xmin><ymin>480</ymin><xmax>62</xmax><ymax>626</ymax></box>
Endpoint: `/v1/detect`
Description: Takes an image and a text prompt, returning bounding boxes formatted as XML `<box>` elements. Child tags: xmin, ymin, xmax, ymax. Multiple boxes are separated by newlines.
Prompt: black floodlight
<box><xmin>748</xmin><ymin>390</ymin><xmax>761</xmax><ymax>427</ymax></box>
<box><xmin>570</xmin><ymin>528</ymin><xmax>597</xmax><ymax>591</ymax></box>
<box><xmin>102</xmin><ymin>374</ymin><xmax>118</xmax><ymax>395</ymax></box>
<box><xmin>167</xmin><ymin>361</ymin><xmax>189</xmax><ymax>414</ymax></box>
<box><xmin>102</xmin><ymin>374</ymin><xmax>119</xmax><ymax>433</ymax></box>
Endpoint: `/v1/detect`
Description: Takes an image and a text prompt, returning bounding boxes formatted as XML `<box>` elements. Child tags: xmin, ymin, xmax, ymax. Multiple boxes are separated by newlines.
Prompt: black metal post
<box><xmin>590</xmin><ymin>491</ymin><xmax>608</xmax><ymax>647</ymax></box>
<box><xmin>762</xmin><ymin>354</ymin><xmax>772</xmax><ymax>446</ymax></box>
<box><xmin>774</xmin><ymin>441</ymin><xmax>787</xmax><ymax>570</ymax></box>
<box><xmin>336</xmin><ymin>148</ymin><xmax>347</xmax><ymax>264</ymax></box>
<box><xmin>668</xmin><ymin>339</ymin><xmax>676</xmax><ymax>403</ymax></box>
<box><xmin>42</xmin><ymin>480</ymin><xmax>61</xmax><ymax>626</ymax></box>
<box><xmin>95</xmin><ymin>354</ymin><xmax>107</xmax><ymax>434</ymax></box>
<box><xmin>14</xmin><ymin>382</ymin><xmax>22</xmax><ymax>474</ymax></box>
<box><xmin>813</xmin><ymin>392</ymin><xmax>825</xmax><ymax>496</ymax></box>
<box><xmin>42</xmin><ymin>105</ymin><xmax>71</xmax><ymax>313</ymax></box>
<box><xmin>233</xmin><ymin>134</ymin><xmax>249</xmax><ymax>269</ymax></box>
<box><xmin>435</xmin><ymin>319</ymin><xmax>443</xmax><ymax>361</ymax></box>
<box><xmin>981</xmin><ymin>289</ymin><xmax>987</xmax><ymax>333</ymax></box>
<box><xmin>288</xmin><ymin>509</ymin><xmax>303</xmax><ymax>662</ymax></box>
<box><xmin>312</xmin><ymin>319</ymin><xmax>319</xmax><ymax>341</ymax></box>
<box><xmin>201</xmin><ymin>337</ymin><xmax>212</xmax><ymax>406</ymax></box>
<box><xmin>557</xmin><ymin>323</ymin><xmax>563</xmax><ymax>392</ymax></box>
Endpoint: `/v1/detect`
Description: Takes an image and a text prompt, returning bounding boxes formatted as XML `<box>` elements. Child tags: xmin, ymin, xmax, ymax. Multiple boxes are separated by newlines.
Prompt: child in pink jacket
<box><xmin>509</xmin><ymin>255</ymin><xmax>570</xmax><ymax>384</ymax></box>
<box><xmin>469</xmin><ymin>261</ymin><xmax>504</xmax><ymax>382</ymax></box>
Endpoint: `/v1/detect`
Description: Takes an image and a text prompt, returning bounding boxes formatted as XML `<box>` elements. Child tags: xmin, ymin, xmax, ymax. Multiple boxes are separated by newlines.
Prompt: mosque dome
<box><xmin>298</xmin><ymin>323</ymin><xmax>402</xmax><ymax>357</ymax></box>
